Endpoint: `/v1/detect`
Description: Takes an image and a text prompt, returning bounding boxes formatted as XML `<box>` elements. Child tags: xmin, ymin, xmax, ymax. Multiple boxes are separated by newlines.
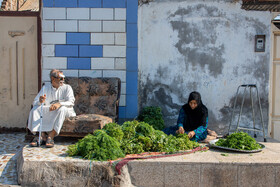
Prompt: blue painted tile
<box><xmin>119</xmin><ymin>106</ymin><xmax>126</xmax><ymax>119</ymax></box>
<box><xmin>103</xmin><ymin>0</ymin><xmax>126</xmax><ymax>8</ymax></box>
<box><xmin>43</xmin><ymin>0</ymin><xmax>54</xmax><ymax>7</ymax></box>
<box><xmin>127</xmin><ymin>23</ymin><xmax>138</xmax><ymax>48</ymax></box>
<box><xmin>78</xmin><ymin>0</ymin><xmax>101</xmax><ymax>7</ymax></box>
<box><xmin>79</xmin><ymin>45</ymin><xmax>103</xmax><ymax>57</ymax></box>
<box><xmin>126</xmin><ymin>48</ymin><xmax>137</xmax><ymax>71</ymax></box>
<box><xmin>126</xmin><ymin>95</ymin><xmax>138</xmax><ymax>118</ymax></box>
<box><xmin>55</xmin><ymin>45</ymin><xmax>78</xmax><ymax>57</ymax></box>
<box><xmin>126</xmin><ymin>72</ymin><xmax>137</xmax><ymax>95</ymax></box>
<box><xmin>66</xmin><ymin>33</ymin><xmax>90</xmax><ymax>45</ymax></box>
<box><xmin>68</xmin><ymin>58</ymin><xmax>91</xmax><ymax>69</ymax></box>
<box><xmin>127</xmin><ymin>0</ymin><xmax>138</xmax><ymax>23</ymax></box>
<box><xmin>54</xmin><ymin>0</ymin><xmax>77</xmax><ymax>7</ymax></box>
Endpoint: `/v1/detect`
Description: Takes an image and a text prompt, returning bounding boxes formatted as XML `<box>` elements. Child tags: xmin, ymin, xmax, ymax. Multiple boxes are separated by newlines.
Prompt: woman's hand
<box><xmin>188</xmin><ymin>131</ymin><xmax>195</xmax><ymax>139</ymax></box>
<box><xmin>177</xmin><ymin>126</ymin><xmax>185</xmax><ymax>134</ymax></box>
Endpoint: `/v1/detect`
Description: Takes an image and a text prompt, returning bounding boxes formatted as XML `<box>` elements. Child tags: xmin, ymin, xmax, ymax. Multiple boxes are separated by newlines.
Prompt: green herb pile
<box><xmin>67</xmin><ymin>121</ymin><xmax>199</xmax><ymax>161</ymax></box>
<box><xmin>215</xmin><ymin>131</ymin><xmax>261</xmax><ymax>150</ymax></box>
<box><xmin>138</xmin><ymin>106</ymin><xmax>165</xmax><ymax>130</ymax></box>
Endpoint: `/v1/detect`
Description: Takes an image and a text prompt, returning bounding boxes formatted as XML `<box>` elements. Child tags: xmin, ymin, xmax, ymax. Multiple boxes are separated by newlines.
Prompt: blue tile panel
<box><xmin>43</xmin><ymin>0</ymin><xmax>54</xmax><ymax>7</ymax></box>
<box><xmin>55</xmin><ymin>45</ymin><xmax>78</xmax><ymax>57</ymax></box>
<box><xmin>103</xmin><ymin>0</ymin><xmax>126</xmax><ymax>8</ymax></box>
<box><xmin>127</xmin><ymin>0</ymin><xmax>138</xmax><ymax>24</ymax></box>
<box><xmin>125</xmin><ymin>0</ymin><xmax>138</xmax><ymax>119</ymax></box>
<box><xmin>67</xmin><ymin>58</ymin><xmax>91</xmax><ymax>69</ymax></box>
<box><xmin>118</xmin><ymin>106</ymin><xmax>126</xmax><ymax>119</ymax></box>
<box><xmin>126</xmin><ymin>72</ymin><xmax>138</xmax><ymax>95</ymax></box>
<box><xmin>127</xmin><ymin>24</ymin><xmax>138</xmax><ymax>48</ymax></box>
<box><xmin>126</xmin><ymin>48</ymin><xmax>137</xmax><ymax>71</ymax></box>
<box><xmin>54</xmin><ymin>0</ymin><xmax>77</xmax><ymax>7</ymax></box>
<box><xmin>43</xmin><ymin>0</ymin><xmax>138</xmax><ymax>119</ymax></box>
<box><xmin>78</xmin><ymin>0</ymin><xmax>101</xmax><ymax>8</ymax></box>
<box><xmin>79</xmin><ymin>45</ymin><xmax>103</xmax><ymax>57</ymax></box>
<box><xmin>126</xmin><ymin>95</ymin><xmax>138</xmax><ymax>118</ymax></box>
<box><xmin>66</xmin><ymin>33</ymin><xmax>90</xmax><ymax>45</ymax></box>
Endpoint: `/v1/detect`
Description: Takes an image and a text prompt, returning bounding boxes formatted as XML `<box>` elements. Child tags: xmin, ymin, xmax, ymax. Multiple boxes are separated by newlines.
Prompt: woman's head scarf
<box><xmin>182</xmin><ymin>91</ymin><xmax>208</xmax><ymax>131</ymax></box>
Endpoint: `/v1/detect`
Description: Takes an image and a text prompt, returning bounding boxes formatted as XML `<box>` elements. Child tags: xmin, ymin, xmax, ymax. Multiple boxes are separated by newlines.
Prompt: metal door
<box><xmin>0</xmin><ymin>16</ymin><xmax>38</xmax><ymax>128</ymax></box>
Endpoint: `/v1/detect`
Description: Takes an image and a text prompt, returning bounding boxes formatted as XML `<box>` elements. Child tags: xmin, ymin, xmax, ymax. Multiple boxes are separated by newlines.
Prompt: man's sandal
<box><xmin>46</xmin><ymin>137</ymin><xmax>54</xmax><ymax>148</ymax></box>
<box><xmin>30</xmin><ymin>137</ymin><xmax>46</xmax><ymax>147</ymax></box>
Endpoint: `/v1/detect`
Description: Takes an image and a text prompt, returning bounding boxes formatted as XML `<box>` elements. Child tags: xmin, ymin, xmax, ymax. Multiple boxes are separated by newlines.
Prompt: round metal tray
<box><xmin>209</xmin><ymin>139</ymin><xmax>265</xmax><ymax>153</ymax></box>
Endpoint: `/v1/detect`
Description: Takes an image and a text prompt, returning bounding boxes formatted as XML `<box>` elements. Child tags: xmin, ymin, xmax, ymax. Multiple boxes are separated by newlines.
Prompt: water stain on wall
<box><xmin>168</xmin><ymin>5</ymin><xmax>226</xmax><ymax>77</ymax></box>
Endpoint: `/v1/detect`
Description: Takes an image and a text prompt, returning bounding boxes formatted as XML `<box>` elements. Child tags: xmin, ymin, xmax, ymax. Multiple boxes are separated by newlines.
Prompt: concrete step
<box><xmin>17</xmin><ymin>139</ymin><xmax>280</xmax><ymax>187</ymax></box>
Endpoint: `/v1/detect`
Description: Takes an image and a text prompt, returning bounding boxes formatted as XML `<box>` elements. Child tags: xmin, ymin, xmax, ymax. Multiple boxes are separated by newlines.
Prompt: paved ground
<box><xmin>0</xmin><ymin>133</ymin><xmax>26</xmax><ymax>186</ymax></box>
<box><xmin>0</xmin><ymin>133</ymin><xmax>78</xmax><ymax>186</ymax></box>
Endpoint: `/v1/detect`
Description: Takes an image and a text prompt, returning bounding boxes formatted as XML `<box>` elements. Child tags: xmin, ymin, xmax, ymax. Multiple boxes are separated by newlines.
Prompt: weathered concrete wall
<box><xmin>138</xmin><ymin>0</ymin><xmax>271</xmax><ymax>134</ymax></box>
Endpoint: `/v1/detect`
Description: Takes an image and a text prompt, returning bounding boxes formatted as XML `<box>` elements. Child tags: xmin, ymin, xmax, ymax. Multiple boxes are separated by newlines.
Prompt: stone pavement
<box><xmin>0</xmin><ymin>133</ymin><xmax>80</xmax><ymax>187</ymax></box>
<box><xmin>0</xmin><ymin>133</ymin><xmax>26</xmax><ymax>186</ymax></box>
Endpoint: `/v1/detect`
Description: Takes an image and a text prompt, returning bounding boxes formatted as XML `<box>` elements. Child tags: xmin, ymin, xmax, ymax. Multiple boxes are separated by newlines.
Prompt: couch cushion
<box><xmin>61</xmin><ymin>114</ymin><xmax>113</xmax><ymax>134</ymax></box>
<box><xmin>64</xmin><ymin>77</ymin><xmax>120</xmax><ymax>118</ymax></box>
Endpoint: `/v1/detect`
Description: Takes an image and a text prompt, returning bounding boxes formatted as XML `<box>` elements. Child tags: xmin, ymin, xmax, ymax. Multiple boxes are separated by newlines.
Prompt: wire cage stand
<box><xmin>227</xmin><ymin>84</ymin><xmax>266</xmax><ymax>142</ymax></box>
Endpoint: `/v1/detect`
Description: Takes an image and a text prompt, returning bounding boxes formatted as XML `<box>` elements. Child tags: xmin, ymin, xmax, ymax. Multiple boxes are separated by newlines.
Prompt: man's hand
<box><xmin>188</xmin><ymin>131</ymin><xmax>195</xmax><ymax>139</ymax></box>
<box><xmin>49</xmin><ymin>103</ymin><xmax>61</xmax><ymax>111</ymax></box>
<box><xmin>177</xmin><ymin>126</ymin><xmax>185</xmax><ymax>134</ymax></box>
<box><xmin>39</xmin><ymin>94</ymin><xmax>46</xmax><ymax>104</ymax></box>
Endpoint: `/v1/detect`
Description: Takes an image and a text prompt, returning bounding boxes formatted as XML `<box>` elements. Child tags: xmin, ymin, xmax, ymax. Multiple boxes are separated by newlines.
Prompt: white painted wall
<box><xmin>138</xmin><ymin>0</ymin><xmax>271</xmax><ymax>134</ymax></box>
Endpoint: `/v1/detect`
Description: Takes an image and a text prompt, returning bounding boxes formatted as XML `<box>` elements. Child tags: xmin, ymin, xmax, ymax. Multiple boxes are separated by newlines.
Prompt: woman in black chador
<box><xmin>164</xmin><ymin>91</ymin><xmax>208</xmax><ymax>141</ymax></box>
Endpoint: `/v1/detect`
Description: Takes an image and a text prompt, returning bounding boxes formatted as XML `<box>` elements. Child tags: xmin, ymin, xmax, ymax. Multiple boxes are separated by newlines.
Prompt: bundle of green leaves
<box><xmin>67</xmin><ymin>130</ymin><xmax>125</xmax><ymax>161</ymax></box>
<box><xmin>215</xmin><ymin>131</ymin><xmax>261</xmax><ymax>150</ymax></box>
<box><xmin>67</xmin><ymin>121</ymin><xmax>200</xmax><ymax>161</ymax></box>
<box><xmin>138</xmin><ymin>106</ymin><xmax>165</xmax><ymax>130</ymax></box>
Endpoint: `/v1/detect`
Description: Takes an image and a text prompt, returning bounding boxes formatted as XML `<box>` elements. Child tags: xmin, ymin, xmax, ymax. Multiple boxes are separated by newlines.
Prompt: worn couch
<box><xmin>26</xmin><ymin>77</ymin><xmax>121</xmax><ymax>138</ymax></box>
<box><xmin>60</xmin><ymin>77</ymin><xmax>121</xmax><ymax>137</ymax></box>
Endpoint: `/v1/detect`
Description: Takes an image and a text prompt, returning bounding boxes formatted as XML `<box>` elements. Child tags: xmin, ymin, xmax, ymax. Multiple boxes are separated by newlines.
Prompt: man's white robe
<box><xmin>28</xmin><ymin>82</ymin><xmax>76</xmax><ymax>135</ymax></box>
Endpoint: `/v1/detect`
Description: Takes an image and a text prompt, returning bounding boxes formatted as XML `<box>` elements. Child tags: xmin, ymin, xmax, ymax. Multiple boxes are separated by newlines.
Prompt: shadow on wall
<box><xmin>219</xmin><ymin>95</ymin><xmax>268</xmax><ymax>136</ymax></box>
<box><xmin>139</xmin><ymin>75</ymin><xmax>269</xmax><ymax>136</ymax></box>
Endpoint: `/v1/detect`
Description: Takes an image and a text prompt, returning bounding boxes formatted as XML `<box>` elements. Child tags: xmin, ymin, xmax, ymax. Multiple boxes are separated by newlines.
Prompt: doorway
<box><xmin>269</xmin><ymin>12</ymin><xmax>280</xmax><ymax>141</ymax></box>
<box><xmin>0</xmin><ymin>12</ymin><xmax>40</xmax><ymax>129</ymax></box>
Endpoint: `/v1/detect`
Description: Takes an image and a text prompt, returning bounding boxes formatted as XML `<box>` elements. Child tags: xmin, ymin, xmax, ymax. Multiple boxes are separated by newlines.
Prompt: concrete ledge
<box><xmin>17</xmin><ymin>139</ymin><xmax>280</xmax><ymax>187</ymax></box>
<box><xmin>17</xmin><ymin>145</ymin><xmax>121</xmax><ymax>187</ymax></box>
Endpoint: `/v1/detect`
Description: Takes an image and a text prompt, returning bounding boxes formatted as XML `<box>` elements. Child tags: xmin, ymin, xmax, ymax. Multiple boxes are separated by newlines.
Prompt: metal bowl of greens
<box><xmin>209</xmin><ymin>132</ymin><xmax>265</xmax><ymax>153</ymax></box>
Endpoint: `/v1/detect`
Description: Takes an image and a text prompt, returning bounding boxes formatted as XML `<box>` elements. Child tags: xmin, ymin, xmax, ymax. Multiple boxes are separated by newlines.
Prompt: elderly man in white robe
<box><xmin>28</xmin><ymin>69</ymin><xmax>76</xmax><ymax>148</ymax></box>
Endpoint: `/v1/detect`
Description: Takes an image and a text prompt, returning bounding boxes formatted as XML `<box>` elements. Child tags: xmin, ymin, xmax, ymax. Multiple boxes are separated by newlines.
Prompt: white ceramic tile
<box><xmin>103</xmin><ymin>70</ymin><xmax>126</xmax><ymax>82</ymax></box>
<box><xmin>42</xmin><ymin>45</ymin><xmax>55</xmax><ymax>57</ymax></box>
<box><xmin>55</xmin><ymin>20</ymin><xmax>78</xmax><ymax>32</ymax></box>
<box><xmin>79</xmin><ymin>70</ymin><xmax>102</xmax><ymax>78</ymax></box>
<box><xmin>103</xmin><ymin>46</ymin><xmax>126</xmax><ymax>57</ymax></box>
<box><xmin>114</xmin><ymin>8</ymin><xmax>126</xmax><ymax>20</ymax></box>
<box><xmin>115</xmin><ymin>58</ymin><xmax>126</xmax><ymax>69</ymax></box>
<box><xmin>91</xmin><ymin>8</ymin><xmax>113</xmax><ymax>20</ymax></box>
<box><xmin>42</xmin><ymin>32</ymin><xmax>66</xmax><ymax>44</ymax></box>
<box><xmin>91</xmin><ymin>33</ymin><xmax>114</xmax><ymax>45</ymax></box>
<box><xmin>67</xmin><ymin>8</ymin><xmax>90</xmax><ymax>20</ymax></box>
<box><xmin>91</xmin><ymin>58</ymin><xmax>115</xmax><ymax>69</ymax></box>
<box><xmin>103</xmin><ymin>21</ymin><xmax>126</xmax><ymax>32</ymax></box>
<box><xmin>115</xmin><ymin>33</ymin><xmax>126</xmax><ymax>45</ymax></box>
<box><xmin>43</xmin><ymin>8</ymin><xmax>66</xmax><ymax>19</ymax></box>
<box><xmin>119</xmin><ymin>95</ymin><xmax>126</xmax><ymax>106</ymax></box>
<box><xmin>43</xmin><ymin>57</ymin><xmax>67</xmax><ymax>69</ymax></box>
<box><xmin>42</xmin><ymin>20</ymin><xmax>54</xmax><ymax>32</ymax></box>
<box><xmin>79</xmin><ymin>21</ymin><xmax>101</xmax><ymax>32</ymax></box>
